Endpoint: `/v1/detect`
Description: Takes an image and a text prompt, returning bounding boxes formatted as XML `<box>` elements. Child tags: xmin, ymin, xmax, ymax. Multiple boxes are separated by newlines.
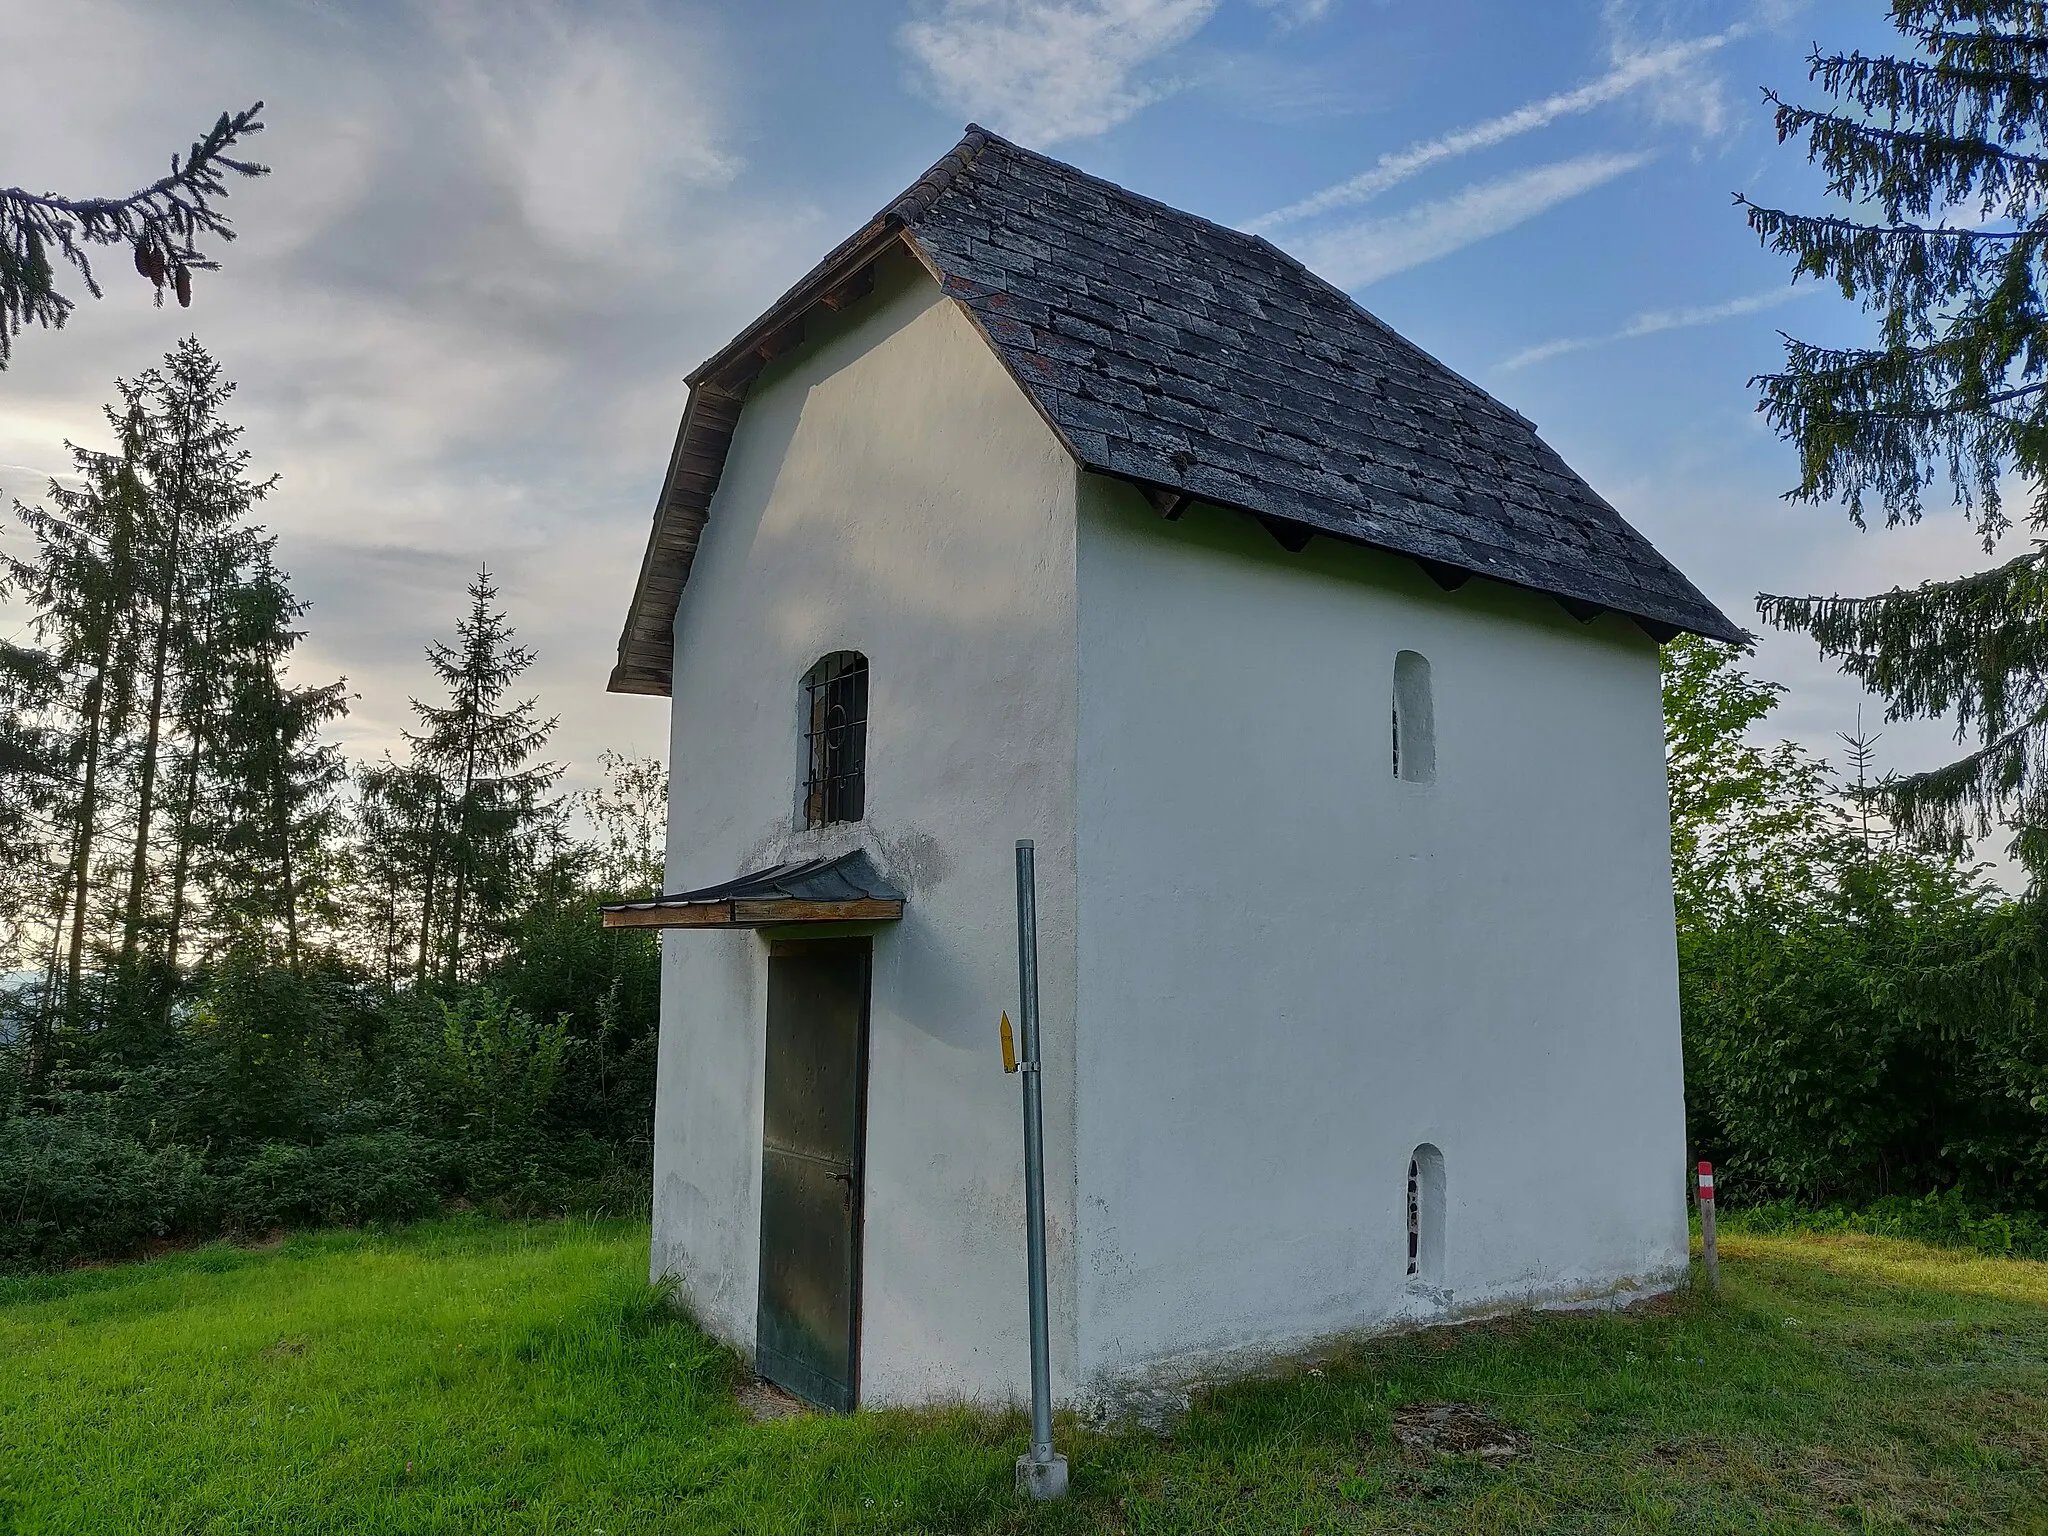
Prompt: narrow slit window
<box><xmin>802</xmin><ymin>652</ymin><xmax>868</xmax><ymax>828</ymax></box>
<box><xmin>1392</xmin><ymin>651</ymin><xmax>1435</xmax><ymax>783</ymax></box>
<box><xmin>1407</xmin><ymin>1143</ymin><xmax>1445</xmax><ymax>1284</ymax></box>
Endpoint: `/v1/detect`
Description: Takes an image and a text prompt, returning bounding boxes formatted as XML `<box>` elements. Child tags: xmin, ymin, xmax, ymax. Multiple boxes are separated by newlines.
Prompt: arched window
<box><xmin>1392</xmin><ymin>651</ymin><xmax>1434</xmax><ymax>783</ymax></box>
<box><xmin>1406</xmin><ymin>1143</ymin><xmax>1445</xmax><ymax>1284</ymax></box>
<box><xmin>802</xmin><ymin>652</ymin><xmax>868</xmax><ymax>828</ymax></box>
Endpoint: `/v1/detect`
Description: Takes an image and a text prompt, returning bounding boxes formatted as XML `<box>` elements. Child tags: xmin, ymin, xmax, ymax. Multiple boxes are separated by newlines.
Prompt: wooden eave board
<box><xmin>601</xmin><ymin>899</ymin><xmax>905</xmax><ymax>930</ymax></box>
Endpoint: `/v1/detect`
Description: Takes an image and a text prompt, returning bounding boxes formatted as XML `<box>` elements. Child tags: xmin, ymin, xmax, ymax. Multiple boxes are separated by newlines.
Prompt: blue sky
<box><xmin>0</xmin><ymin>0</ymin><xmax>2018</xmax><ymax>835</ymax></box>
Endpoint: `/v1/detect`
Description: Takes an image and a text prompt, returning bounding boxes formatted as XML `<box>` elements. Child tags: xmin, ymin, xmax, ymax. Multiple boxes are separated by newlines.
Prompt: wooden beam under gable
<box><xmin>819</xmin><ymin>264</ymin><xmax>877</xmax><ymax>311</ymax></box>
<box><xmin>1141</xmin><ymin>483</ymin><xmax>1192</xmax><ymax>520</ymax></box>
<box><xmin>1257</xmin><ymin>515</ymin><xmax>1314</xmax><ymax>553</ymax></box>
<box><xmin>706</xmin><ymin>315</ymin><xmax>807</xmax><ymax>393</ymax></box>
<box><xmin>1414</xmin><ymin>559</ymin><xmax>1471</xmax><ymax>592</ymax></box>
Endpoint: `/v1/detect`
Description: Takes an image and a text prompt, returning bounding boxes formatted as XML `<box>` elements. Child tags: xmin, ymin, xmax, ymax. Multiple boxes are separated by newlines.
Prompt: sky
<box><xmin>0</xmin><ymin>0</ymin><xmax>2025</xmax><ymax>852</ymax></box>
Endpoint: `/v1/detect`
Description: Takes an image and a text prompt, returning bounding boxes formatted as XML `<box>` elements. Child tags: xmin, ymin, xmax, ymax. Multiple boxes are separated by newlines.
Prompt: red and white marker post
<box><xmin>1696</xmin><ymin>1161</ymin><xmax>1719</xmax><ymax>1291</ymax></box>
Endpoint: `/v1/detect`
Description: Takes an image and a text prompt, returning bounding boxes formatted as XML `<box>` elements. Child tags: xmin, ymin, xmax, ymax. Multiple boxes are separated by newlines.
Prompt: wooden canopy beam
<box><xmin>603</xmin><ymin>897</ymin><xmax>905</xmax><ymax>930</ymax></box>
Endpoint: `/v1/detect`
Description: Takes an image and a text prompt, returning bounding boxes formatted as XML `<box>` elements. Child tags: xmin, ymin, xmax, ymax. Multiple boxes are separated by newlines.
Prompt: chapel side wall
<box><xmin>1072</xmin><ymin>478</ymin><xmax>1689</xmax><ymax>1393</ymax></box>
<box><xmin>650</xmin><ymin>248</ymin><xmax>1082</xmax><ymax>1407</ymax></box>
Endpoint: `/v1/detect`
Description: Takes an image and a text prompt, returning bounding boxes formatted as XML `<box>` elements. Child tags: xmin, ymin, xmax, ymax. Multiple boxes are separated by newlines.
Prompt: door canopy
<box><xmin>599</xmin><ymin>849</ymin><xmax>905</xmax><ymax>929</ymax></box>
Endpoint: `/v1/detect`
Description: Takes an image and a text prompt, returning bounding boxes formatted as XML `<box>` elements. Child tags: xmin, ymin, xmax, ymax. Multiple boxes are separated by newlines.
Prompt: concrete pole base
<box><xmin>1015</xmin><ymin>1452</ymin><xmax>1069</xmax><ymax>1500</ymax></box>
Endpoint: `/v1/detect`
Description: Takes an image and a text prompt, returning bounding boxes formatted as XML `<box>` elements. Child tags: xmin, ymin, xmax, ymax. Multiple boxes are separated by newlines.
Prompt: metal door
<box><xmin>755</xmin><ymin>939</ymin><xmax>870</xmax><ymax>1410</ymax></box>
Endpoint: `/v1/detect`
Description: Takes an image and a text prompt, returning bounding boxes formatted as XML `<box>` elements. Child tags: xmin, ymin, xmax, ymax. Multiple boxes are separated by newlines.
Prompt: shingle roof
<box><xmin>611</xmin><ymin>128</ymin><xmax>1741</xmax><ymax>694</ymax></box>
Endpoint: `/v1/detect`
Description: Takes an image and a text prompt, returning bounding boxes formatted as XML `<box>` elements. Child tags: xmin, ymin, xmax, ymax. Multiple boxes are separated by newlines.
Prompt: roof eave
<box><xmin>1100</xmin><ymin>471</ymin><xmax>1746</xmax><ymax>646</ymax></box>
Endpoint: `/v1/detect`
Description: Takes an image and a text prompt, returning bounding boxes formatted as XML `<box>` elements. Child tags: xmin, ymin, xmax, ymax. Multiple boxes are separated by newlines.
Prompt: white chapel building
<box><xmin>605</xmin><ymin>128</ymin><xmax>1743</xmax><ymax>1413</ymax></box>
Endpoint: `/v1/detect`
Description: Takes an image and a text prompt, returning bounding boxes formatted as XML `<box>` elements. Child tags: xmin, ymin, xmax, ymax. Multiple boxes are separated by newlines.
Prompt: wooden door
<box><xmin>755</xmin><ymin>939</ymin><xmax>870</xmax><ymax>1409</ymax></box>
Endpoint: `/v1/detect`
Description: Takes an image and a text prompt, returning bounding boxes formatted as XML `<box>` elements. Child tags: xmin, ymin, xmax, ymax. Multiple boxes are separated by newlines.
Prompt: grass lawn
<box><xmin>0</xmin><ymin>1219</ymin><xmax>2043</xmax><ymax>1533</ymax></box>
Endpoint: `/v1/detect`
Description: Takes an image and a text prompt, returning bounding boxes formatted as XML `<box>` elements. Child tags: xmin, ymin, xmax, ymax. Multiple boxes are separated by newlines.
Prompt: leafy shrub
<box><xmin>1722</xmin><ymin>1189</ymin><xmax>2048</xmax><ymax>1261</ymax></box>
<box><xmin>0</xmin><ymin>1112</ymin><xmax>217</xmax><ymax>1268</ymax></box>
<box><xmin>1668</xmin><ymin>637</ymin><xmax>2048</xmax><ymax>1210</ymax></box>
<box><xmin>224</xmin><ymin>1131</ymin><xmax>445</xmax><ymax>1232</ymax></box>
<box><xmin>421</xmin><ymin>988</ymin><xmax>570</xmax><ymax>1139</ymax></box>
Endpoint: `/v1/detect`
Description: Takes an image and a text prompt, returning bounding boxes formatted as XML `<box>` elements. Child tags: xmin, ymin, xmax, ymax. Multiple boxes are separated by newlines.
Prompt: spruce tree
<box><xmin>0</xmin><ymin>637</ymin><xmax>64</xmax><ymax>1065</ymax></box>
<box><xmin>6</xmin><ymin>432</ymin><xmax>148</xmax><ymax>1021</ymax></box>
<box><xmin>403</xmin><ymin>571</ymin><xmax>561</xmax><ymax>984</ymax></box>
<box><xmin>196</xmin><ymin>545</ymin><xmax>347</xmax><ymax>971</ymax></box>
<box><xmin>1744</xmin><ymin>2</ymin><xmax>2048</xmax><ymax>873</ymax></box>
<box><xmin>343</xmin><ymin>759</ymin><xmax>443</xmax><ymax>985</ymax></box>
<box><xmin>3</xmin><ymin>343</ymin><xmax>341</xmax><ymax>1049</ymax></box>
<box><xmin>112</xmin><ymin>341</ymin><xmax>278</xmax><ymax>988</ymax></box>
<box><xmin>0</xmin><ymin>105</ymin><xmax>265</xmax><ymax>366</ymax></box>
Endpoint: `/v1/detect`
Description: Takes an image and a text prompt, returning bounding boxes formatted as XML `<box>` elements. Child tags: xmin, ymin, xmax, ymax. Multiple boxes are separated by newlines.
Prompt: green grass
<box><xmin>1</xmin><ymin>1219</ymin><xmax>2044</xmax><ymax>1533</ymax></box>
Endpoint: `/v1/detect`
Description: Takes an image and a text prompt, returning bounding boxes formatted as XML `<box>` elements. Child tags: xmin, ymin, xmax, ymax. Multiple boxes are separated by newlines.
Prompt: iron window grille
<box><xmin>803</xmin><ymin>652</ymin><xmax>868</xmax><ymax>828</ymax></box>
<box><xmin>1407</xmin><ymin>1156</ymin><xmax>1420</xmax><ymax>1276</ymax></box>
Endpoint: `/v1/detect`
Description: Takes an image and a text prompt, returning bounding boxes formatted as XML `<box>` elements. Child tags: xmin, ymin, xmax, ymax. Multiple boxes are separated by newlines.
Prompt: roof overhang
<box><xmin>599</xmin><ymin>850</ymin><xmax>906</xmax><ymax>930</ymax></box>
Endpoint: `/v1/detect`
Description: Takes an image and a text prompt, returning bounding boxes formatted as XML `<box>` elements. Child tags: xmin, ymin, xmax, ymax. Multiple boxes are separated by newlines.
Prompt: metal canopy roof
<box><xmin>599</xmin><ymin>849</ymin><xmax>906</xmax><ymax>929</ymax></box>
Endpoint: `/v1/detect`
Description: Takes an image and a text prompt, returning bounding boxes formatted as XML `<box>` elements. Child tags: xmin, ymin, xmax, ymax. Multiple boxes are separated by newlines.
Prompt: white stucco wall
<box><xmin>1071</xmin><ymin>480</ymin><xmax>1690</xmax><ymax>1395</ymax></box>
<box><xmin>651</xmin><ymin>247</ymin><xmax>1083</xmax><ymax>1407</ymax></box>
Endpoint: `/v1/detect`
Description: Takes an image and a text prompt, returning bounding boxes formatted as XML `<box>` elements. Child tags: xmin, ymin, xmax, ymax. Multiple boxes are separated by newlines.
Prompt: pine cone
<box><xmin>174</xmin><ymin>266</ymin><xmax>192</xmax><ymax>308</ymax></box>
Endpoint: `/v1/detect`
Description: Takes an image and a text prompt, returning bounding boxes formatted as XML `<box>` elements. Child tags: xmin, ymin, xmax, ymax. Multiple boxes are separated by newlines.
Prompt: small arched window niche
<box><xmin>1391</xmin><ymin>650</ymin><xmax>1435</xmax><ymax>783</ymax></box>
<box><xmin>801</xmin><ymin>652</ymin><xmax>868</xmax><ymax>829</ymax></box>
<box><xmin>1406</xmin><ymin>1143</ymin><xmax>1445</xmax><ymax>1285</ymax></box>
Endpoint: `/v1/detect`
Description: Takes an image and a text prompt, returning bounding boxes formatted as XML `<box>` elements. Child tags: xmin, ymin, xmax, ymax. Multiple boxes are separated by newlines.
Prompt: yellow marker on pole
<box><xmin>1000</xmin><ymin>1012</ymin><xmax>1018</xmax><ymax>1074</ymax></box>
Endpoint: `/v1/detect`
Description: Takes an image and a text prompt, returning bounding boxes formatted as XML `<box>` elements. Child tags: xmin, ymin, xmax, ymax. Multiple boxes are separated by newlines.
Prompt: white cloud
<box><xmin>1244</xmin><ymin>26</ymin><xmax>1741</xmax><ymax>232</ymax></box>
<box><xmin>899</xmin><ymin>0</ymin><xmax>1220</xmax><ymax>145</ymax></box>
<box><xmin>1497</xmin><ymin>285</ymin><xmax>1813</xmax><ymax>371</ymax></box>
<box><xmin>1290</xmin><ymin>151</ymin><xmax>1653</xmax><ymax>288</ymax></box>
<box><xmin>430</xmin><ymin>1</ymin><xmax>739</xmax><ymax>258</ymax></box>
<box><xmin>1600</xmin><ymin>1</ymin><xmax>1744</xmax><ymax>137</ymax></box>
<box><xmin>1251</xmin><ymin>0</ymin><xmax>1337</xmax><ymax>25</ymax></box>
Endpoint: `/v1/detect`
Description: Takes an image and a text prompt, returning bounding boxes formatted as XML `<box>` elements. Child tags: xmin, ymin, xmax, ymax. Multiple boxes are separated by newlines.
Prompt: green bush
<box><xmin>1722</xmin><ymin>1188</ymin><xmax>2048</xmax><ymax>1261</ymax></box>
<box><xmin>419</xmin><ymin>987</ymin><xmax>570</xmax><ymax>1139</ymax></box>
<box><xmin>1667</xmin><ymin>637</ymin><xmax>2048</xmax><ymax>1211</ymax></box>
<box><xmin>223</xmin><ymin>1131</ymin><xmax>445</xmax><ymax>1232</ymax></box>
<box><xmin>0</xmin><ymin>1113</ymin><xmax>217</xmax><ymax>1268</ymax></box>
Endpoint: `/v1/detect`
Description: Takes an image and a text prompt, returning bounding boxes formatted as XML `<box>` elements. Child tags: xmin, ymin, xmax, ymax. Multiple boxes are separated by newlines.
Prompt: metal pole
<box><xmin>1696</xmin><ymin>1161</ymin><xmax>1719</xmax><ymax>1292</ymax></box>
<box><xmin>1012</xmin><ymin>840</ymin><xmax>1068</xmax><ymax>1500</ymax></box>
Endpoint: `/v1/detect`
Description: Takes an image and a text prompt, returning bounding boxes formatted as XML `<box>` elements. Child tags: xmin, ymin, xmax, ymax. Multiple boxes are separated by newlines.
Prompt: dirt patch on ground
<box><xmin>736</xmin><ymin>1377</ymin><xmax>810</xmax><ymax>1422</ymax></box>
<box><xmin>1392</xmin><ymin>1403</ymin><xmax>1530</xmax><ymax>1464</ymax></box>
<box><xmin>1620</xmin><ymin>1287</ymin><xmax>1690</xmax><ymax>1317</ymax></box>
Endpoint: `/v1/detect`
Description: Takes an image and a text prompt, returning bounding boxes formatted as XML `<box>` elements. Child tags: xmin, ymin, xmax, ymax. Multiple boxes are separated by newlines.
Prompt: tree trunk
<box><xmin>63</xmin><ymin>661</ymin><xmax>109</xmax><ymax>1021</ymax></box>
<box><xmin>273</xmin><ymin>752</ymin><xmax>301</xmax><ymax>974</ymax></box>
<box><xmin>443</xmin><ymin>729</ymin><xmax>482</xmax><ymax>985</ymax></box>
<box><xmin>382</xmin><ymin>869</ymin><xmax>400</xmax><ymax>988</ymax></box>
<box><xmin>160</xmin><ymin>734</ymin><xmax>203</xmax><ymax>1026</ymax></box>
<box><xmin>415</xmin><ymin>795</ymin><xmax>441</xmax><ymax>986</ymax></box>
<box><xmin>118</xmin><ymin>459</ymin><xmax>190</xmax><ymax>972</ymax></box>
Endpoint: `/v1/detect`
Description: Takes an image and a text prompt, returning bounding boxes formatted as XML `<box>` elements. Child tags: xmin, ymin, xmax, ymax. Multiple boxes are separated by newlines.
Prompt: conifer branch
<box><xmin>0</xmin><ymin>103</ymin><xmax>267</xmax><ymax>367</ymax></box>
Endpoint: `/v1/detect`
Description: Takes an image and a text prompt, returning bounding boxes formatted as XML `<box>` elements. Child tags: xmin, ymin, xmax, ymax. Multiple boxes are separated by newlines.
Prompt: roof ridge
<box><xmin>884</xmin><ymin>126</ymin><xmax>993</xmax><ymax>226</ymax></box>
<box><xmin>943</xmin><ymin>127</ymin><xmax>1281</xmax><ymax>255</ymax></box>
